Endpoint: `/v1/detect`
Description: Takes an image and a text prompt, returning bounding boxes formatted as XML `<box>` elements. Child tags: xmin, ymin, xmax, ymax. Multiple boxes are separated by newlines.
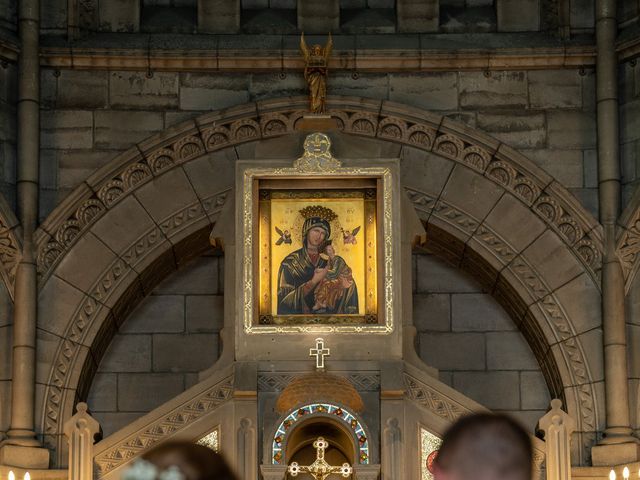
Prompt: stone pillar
<box><xmin>236</xmin><ymin>418</ymin><xmax>257</xmax><ymax>480</ymax></box>
<box><xmin>591</xmin><ymin>0</ymin><xmax>640</xmax><ymax>466</ymax></box>
<box><xmin>260</xmin><ymin>464</ymin><xmax>287</xmax><ymax>480</ymax></box>
<box><xmin>381</xmin><ymin>361</ymin><xmax>405</xmax><ymax>480</ymax></box>
<box><xmin>63</xmin><ymin>403</ymin><xmax>100</xmax><ymax>480</ymax></box>
<box><xmin>381</xmin><ymin>418</ymin><xmax>401</xmax><ymax>480</ymax></box>
<box><xmin>353</xmin><ymin>464</ymin><xmax>380</xmax><ymax>480</ymax></box>
<box><xmin>0</xmin><ymin>0</ymin><xmax>49</xmax><ymax>468</ymax></box>
<box><xmin>198</xmin><ymin>0</ymin><xmax>240</xmax><ymax>33</ymax></box>
<box><xmin>233</xmin><ymin>363</ymin><xmax>258</xmax><ymax>479</ymax></box>
<box><xmin>538</xmin><ymin>400</ymin><xmax>575</xmax><ymax>480</ymax></box>
<box><xmin>396</xmin><ymin>0</ymin><xmax>438</xmax><ymax>33</ymax></box>
<box><xmin>496</xmin><ymin>0</ymin><xmax>541</xmax><ymax>31</ymax></box>
<box><xmin>297</xmin><ymin>0</ymin><xmax>339</xmax><ymax>33</ymax></box>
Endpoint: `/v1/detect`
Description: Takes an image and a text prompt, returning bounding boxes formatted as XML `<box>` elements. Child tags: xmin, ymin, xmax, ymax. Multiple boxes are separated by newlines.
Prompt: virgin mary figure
<box><xmin>277</xmin><ymin>206</ymin><xmax>358</xmax><ymax>315</ymax></box>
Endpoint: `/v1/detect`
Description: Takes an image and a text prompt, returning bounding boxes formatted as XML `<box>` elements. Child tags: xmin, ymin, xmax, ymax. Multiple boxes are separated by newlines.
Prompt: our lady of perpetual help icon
<box><xmin>276</xmin><ymin>205</ymin><xmax>359</xmax><ymax>316</ymax></box>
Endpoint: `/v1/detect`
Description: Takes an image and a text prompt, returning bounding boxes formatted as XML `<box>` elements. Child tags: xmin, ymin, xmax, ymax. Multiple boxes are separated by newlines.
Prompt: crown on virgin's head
<box><xmin>299</xmin><ymin>205</ymin><xmax>338</xmax><ymax>222</ymax></box>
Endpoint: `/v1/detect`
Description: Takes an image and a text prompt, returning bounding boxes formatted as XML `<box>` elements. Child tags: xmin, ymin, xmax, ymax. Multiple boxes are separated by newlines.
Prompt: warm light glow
<box><xmin>8</xmin><ymin>471</ymin><xmax>15</xmax><ymax>480</ymax></box>
<box><xmin>24</xmin><ymin>473</ymin><xmax>30</xmax><ymax>480</ymax></box>
<box><xmin>624</xmin><ymin>467</ymin><xmax>630</xmax><ymax>480</ymax></box>
<box><xmin>610</xmin><ymin>470</ymin><xmax>617</xmax><ymax>480</ymax></box>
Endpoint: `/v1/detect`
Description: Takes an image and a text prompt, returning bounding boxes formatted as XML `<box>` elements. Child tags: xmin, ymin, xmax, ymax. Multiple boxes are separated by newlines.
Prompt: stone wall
<box><xmin>0</xmin><ymin>0</ymin><xmax>16</xmax><ymax>35</ymax></box>
<box><xmin>0</xmin><ymin>282</ymin><xmax>13</xmax><ymax>441</ymax></box>
<box><xmin>626</xmin><ymin>272</ymin><xmax>640</xmax><ymax>438</ymax></box>
<box><xmin>620</xmin><ymin>60</ymin><xmax>640</xmax><ymax>207</ymax></box>
<box><xmin>620</xmin><ymin>1</ymin><xmax>639</xmax><ymax>26</ymax></box>
<box><xmin>0</xmin><ymin>63</ymin><xmax>16</xmax><ymax>209</ymax></box>
<box><xmin>39</xmin><ymin>67</ymin><xmax>598</xmax><ymax>219</ymax></box>
<box><xmin>86</xmin><ymin>251</ymin><xmax>549</xmax><ymax>437</ymax></box>
<box><xmin>414</xmin><ymin>253</ymin><xmax>550</xmax><ymax>432</ymax></box>
<box><xmin>86</xmin><ymin>253</ymin><xmax>224</xmax><ymax>437</ymax></box>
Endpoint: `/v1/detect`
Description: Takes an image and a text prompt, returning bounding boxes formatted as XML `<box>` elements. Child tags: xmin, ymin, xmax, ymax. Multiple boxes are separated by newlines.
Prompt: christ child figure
<box><xmin>312</xmin><ymin>244</ymin><xmax>355</xmax><ymax>312</ymax></box>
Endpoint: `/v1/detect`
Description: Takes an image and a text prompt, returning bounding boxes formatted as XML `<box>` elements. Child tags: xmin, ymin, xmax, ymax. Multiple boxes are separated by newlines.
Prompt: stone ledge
<box><xmin>0</xmin><ymin>444</ymin><xmax>50</xmax><ymax>469</ymax></box>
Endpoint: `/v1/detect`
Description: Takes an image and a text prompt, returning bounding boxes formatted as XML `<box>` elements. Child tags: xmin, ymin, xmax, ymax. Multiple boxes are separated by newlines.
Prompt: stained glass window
<box><xmin>197</xmin><ymin>427</ymin><xmax>220</xmax><ymax>452</ymax></box>
<box><xmin>421</xmin><ymin>427</ymin><xmax>442</xmax><ymax>480</ymax></box>
<box><xmin>272</xmin><ymin>403</ymin><xmax>370</xmax><ymax>465</ymax></box>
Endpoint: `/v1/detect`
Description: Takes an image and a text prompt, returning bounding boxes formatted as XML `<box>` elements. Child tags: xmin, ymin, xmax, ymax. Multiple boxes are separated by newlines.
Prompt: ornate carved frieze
<box><xmin>41</xmin><ymin>192</ymin><xmax>229</xmax><ymax>463</ymax></box>
<box><xmin>36</xmin><ymin>98</ymin><xmax>602</xmax><ymax>292</ymax></box>
<box><xmin>0</xmin><ymin>214</ymin><xmax>20</xmax><ymax>299</ymax></box>
<box><xmin>94</xmin><ymin>376</ymin><xmax>234</xmax><ymax>477</ymax></box>
<box><xmin>617</xmin><ymin>210</ymin><xmax>640</xmax><ymax>293</ymax></box>
<box><xmin>404</xmin><ymin>374</ymin><xmax>470</xmax><ymax>422</ymax></box>
<box><xmin>405</xmin><ymin>187</ymin><xmax>598</xmax><ymax>448</ymax></box>
<box><xmin>258</xmin><ymin>372</ymin><xmax>380</xmax><ymax>392</ymax></box>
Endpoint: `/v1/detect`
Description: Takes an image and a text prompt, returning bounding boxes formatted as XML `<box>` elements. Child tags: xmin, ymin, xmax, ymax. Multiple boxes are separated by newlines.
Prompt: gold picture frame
<box><xmin>240</xmin><ymin>133</ymin><xmax>396</xmax><ymax>334</ymax></box>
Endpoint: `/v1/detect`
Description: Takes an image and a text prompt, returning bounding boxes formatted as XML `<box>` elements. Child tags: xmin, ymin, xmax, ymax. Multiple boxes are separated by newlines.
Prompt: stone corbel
<box><xmin>260</xmin><ymin>464</ymin><xmax>287</xmax><ymax>480</ymax></box>
<box><xmin>354</xmin><ymin>464</ymin><xmax>381</xmax><ymax>480</ymax></box>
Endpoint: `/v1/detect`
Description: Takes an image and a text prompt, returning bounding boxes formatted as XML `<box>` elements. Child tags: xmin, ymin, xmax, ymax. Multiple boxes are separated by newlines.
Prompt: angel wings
<box><xmin>300</xmin><ymin>32</ymin><xmax>333</xmax><ymax>63</ymax></box>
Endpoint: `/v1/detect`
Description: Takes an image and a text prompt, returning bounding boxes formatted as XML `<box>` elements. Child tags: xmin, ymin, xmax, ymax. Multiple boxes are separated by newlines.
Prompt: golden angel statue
<box><xmin>300</xmin><ymin>32</ymin><xmax>333</xmax><ymax>114</ymax></box>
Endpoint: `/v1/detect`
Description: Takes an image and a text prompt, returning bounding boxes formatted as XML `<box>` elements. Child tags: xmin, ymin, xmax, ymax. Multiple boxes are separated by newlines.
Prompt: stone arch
<box><xmin>617</xmin><ymin>186</ymin><xmax>640</xmax><ymax>294</ymax></box>
<box><xmin>0</xmin><ymin>192</ymin><xmax>21</xmax><ymax>300</ymax></box>
<box><xmin>35</xmin><ymin>96</ymin><xmax>603</xmax><ymax>465</ymax></box>
<box><xmin>271</xmin><ymin>403</ymin><xmax>371</xmax><ymax>467</ymax></box>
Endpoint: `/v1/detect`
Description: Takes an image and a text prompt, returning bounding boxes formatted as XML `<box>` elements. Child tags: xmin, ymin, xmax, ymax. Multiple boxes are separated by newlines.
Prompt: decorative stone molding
<box><xmin>0</xmin><ymin>193</ymin><xmax>21</xmax><ymax>299</ymax></box>
<box><xmin>406</xmin><ymin>186</ymin><xmax>599</xmax><ymax>463</ymax></box>
<box><xmin>258</xmin><ymin>372</ymin><xmax>380</xmax><ymax>392</ymax></box>
<box><xmin>35</xmin><ymin>97</ymin><xmax>602</xmax><ymax>291</ymax></box>
<box><xmin>404</xmin><ymin>369</ymin><xmax>547</xmax><ymax>478</ymax></box>
<box><xmin>36</xmin><ymin>96</ymin><xmax>602</xmax><ymax>465</ymax></box>
<box><xmin>40</xmin><ymin>192</ymin><xmax>229</xmax><ymax>465</ymax></box>
<box><xmin>93</xmin><ymin>375</ymin><xmax>233</xmax><ymax>477</ymax></box>
<box><xmin>38</xmin><ymin>42</ymin><xmax>597</xmax><ymax>72</ymax></box>
<box><xmin>404</xmin><ymin>373</ymin><xmax>470</xmax><ymax>422</ymax></box>
<box><xmin>617</xmin><ymin>195</ymin><xmax>640</xmax><ymax>293</ymax></box>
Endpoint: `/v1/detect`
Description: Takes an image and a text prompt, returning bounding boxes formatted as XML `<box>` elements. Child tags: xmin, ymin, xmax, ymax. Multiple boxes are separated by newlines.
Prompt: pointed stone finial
<box><xmin>64</xmin><ymin>402</ymin><xmax>100</xmax><ymax>480</ymax></box>
<box><xmin>538</xmin><ymin>399</ymin><xmax>576</xmax><ymax>480</ymax></box>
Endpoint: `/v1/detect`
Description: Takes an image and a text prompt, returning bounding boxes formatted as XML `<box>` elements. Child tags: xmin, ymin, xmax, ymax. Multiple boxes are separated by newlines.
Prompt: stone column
<box><xmin>591</xmin><ymin>0</ymin><xmax>640</xmax><ymax>466</ymax></box>
<box><xmin>396</xmin><ymin>0</ymin><xmax>438</xmax><ymax>33</ymax></box>
<box><xmin>538</xmin><ymin>400</ymin><xmax>575</xmax><ymax>480</ymax></box>
<box><xmin>198</xmin><ymin>0</ymin><xmax>240</xmax><ymax>33</ymax></box>
<box><xmin>233</xmin><ymin>363</ymin><xmax>258</xmax><ymax>479</ymax></box>
<box><xmin>297</xmin><ymin>0</ymin><xmax>339</xmax><ymax>33</ymax></box>
<box><xmin>63</xmin><ymin>403</ymin><xmax>100</xmax><ymax>480</ymax></box>
<box><xmin>0</xmin><ymin>0</ymin><xmax>49</xmax><ymax>468</ymax></box>
<box><xmin>381</xmin><ymin>361</ymin><xmax>405</xmax><ymax>480</ymax></box>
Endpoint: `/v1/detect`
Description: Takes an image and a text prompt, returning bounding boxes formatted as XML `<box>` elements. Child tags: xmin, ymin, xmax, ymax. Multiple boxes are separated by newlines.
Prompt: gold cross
<box><xmin>310</xmin><ymin>338</ymin><xmax>330</xmax><ymax>370</ymax></box>
<box><xmin>288</xmin><ymin>437</ymin><xmax>353</xmax><ymax>480</ymax></box>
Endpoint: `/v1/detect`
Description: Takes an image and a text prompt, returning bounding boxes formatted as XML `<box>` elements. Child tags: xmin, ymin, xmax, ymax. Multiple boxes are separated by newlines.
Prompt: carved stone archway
<box><xmin>35</xmin><ymin>96</ymin><xmax>603</xmax><ymax>465</ymax></box>
<box><xmin>0</xmin><ymin>192</ymin><xmax>21</xmax><ymax>299</ymax></box>
<box><xmin>617</xmin><ymin>187</ymin><xmax>640</xmax><ymax>293</ymax></box>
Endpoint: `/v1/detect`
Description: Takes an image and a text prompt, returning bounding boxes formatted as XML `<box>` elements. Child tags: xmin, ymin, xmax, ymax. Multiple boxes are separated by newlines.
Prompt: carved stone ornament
<box><xmin>240</xmin><ymin>133</ymin><xmax>396</xmax><ymax>334</ymax></box>
<box><xmin>293</xmin><ymin>133</ymin><xmax>342</xmax><ymax>173</ymax></box>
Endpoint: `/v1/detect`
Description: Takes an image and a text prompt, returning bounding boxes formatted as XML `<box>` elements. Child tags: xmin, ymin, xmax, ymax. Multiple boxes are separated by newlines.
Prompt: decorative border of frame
<box><xmin>271</xmin><ymin>402</ymin><xmax>370</xmax><ymax>465</ymax></box>
<box><xmin>240</xmin><ymin>133</ymin><xmax>396</xmax><ymax>334</ymax></box>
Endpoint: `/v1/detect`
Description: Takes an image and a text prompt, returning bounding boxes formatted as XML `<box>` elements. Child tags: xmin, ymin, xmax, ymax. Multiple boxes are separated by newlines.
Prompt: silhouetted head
<box><xmin>121</xmin><ymin>441</ymin><xmax>238</xmax><ymax>480</ymax></box>
<box><xmin>433</xmin><ymin>413</ymin><xmax>532</xmax><ymax>480</ymax></box>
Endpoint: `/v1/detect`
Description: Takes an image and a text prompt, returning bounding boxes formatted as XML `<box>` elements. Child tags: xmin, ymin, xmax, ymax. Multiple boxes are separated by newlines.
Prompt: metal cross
<box><xmin>288</xmin><ymin>437</ymin><xmax>353</xmax><ymax>480</ymax></box>
<box><xmin>310</xmin><ymin>338</ymin><xmax>330</xmax><ymax>370</ymax></box>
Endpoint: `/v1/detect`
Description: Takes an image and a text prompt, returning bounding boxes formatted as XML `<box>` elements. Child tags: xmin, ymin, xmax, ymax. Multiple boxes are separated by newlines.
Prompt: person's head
<box><xmin>311</xmin><ymin>44</ymin><xmax>322</xmax><ymax>56</ymax></box>
<box><xmin>122</xmin><ymin>441</ymin><xmax>238</xmax><ymax>480</ymax></box>
<box><xmin>303</xmin><ymin>217</ymin><xmax>331</xmax><ymax>249</ymax></box>
<box><xmin>433</xmin><ymin>413</ymin><xmax>532</xmax><ymax>480</ymax></box>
